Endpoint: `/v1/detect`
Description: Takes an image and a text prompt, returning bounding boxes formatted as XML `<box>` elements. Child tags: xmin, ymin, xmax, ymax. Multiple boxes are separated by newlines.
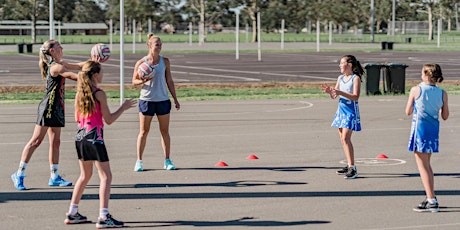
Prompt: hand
<box><xmin>122</xmin><ymin>99</ymin><xmax>137</xmax><ymax>110</ymax></box>
<box><xmin>321</xmin><ymin>84</ymin><xmax>332</xmax><ymax>93</ymax></box>
<box><xmin>142</xmin><ymin>75</ymin><xmax>154</xmax><ymax>82</ymax></box>
<box><xmin>91</xmin><ymin>53</ymin><xmax>102</xmax><ymax>63</ymax></box>
<box><xmin>321</xmin><ymin>84</ymin><xmax>337</xmax><ymax>99</ymax></box>
<box><xmin>174</xmin><ymin>100</ymin><xmax>181</xmax><ymax>110</ymax></box>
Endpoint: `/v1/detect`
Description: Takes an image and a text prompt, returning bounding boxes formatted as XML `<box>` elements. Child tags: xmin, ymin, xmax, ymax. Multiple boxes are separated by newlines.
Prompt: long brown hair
<box><xmin>76</xmin><ymin>61</ymin><xmax>101</xmax><ymax>117</ymax></box>
<box><xmin>38</xmin><ymin>40</ymin><xmax>58</xmax><ymax>79</ymax></box>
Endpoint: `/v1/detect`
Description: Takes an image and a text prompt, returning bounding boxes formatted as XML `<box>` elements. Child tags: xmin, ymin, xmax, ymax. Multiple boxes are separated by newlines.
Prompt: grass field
<box><xmin>2</xmin><ymin>81</ymin><xmax>460</xmax><ymax>104</ymax></box>
<box><xmin>3</xmin><ymin>32</ymin><xmax>460</xmax><ymax>45</ymax></box>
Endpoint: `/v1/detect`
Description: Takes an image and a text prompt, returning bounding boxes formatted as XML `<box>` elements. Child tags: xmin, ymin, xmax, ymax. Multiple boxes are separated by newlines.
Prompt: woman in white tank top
<box><xmin>132</xmin><ymin>34</ymin><xmax>181</xmax><ymax>172</ymax></box>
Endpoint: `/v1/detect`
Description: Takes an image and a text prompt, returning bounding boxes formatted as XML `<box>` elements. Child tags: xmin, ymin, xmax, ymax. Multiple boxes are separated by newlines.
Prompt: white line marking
<box><xmin>340</xmin><ymin>158</ymin><xmax>406</xmax><ymax>166</ymax></box>
<box><xmin>172</xmin><ymin>64</ymin><xmax>334</xmax><ymax>80</ymax></box>
<box><xmin>265</xmin><ymin>101</ymin><xmax>313</xmax><ymax>112</ymax></box>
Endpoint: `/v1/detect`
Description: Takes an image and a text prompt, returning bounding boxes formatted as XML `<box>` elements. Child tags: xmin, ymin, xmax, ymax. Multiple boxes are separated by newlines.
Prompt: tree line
<box><xmin>1</xmin><ymin>0</ymin><xmax>458</xmax><ymax>43</ymax></box>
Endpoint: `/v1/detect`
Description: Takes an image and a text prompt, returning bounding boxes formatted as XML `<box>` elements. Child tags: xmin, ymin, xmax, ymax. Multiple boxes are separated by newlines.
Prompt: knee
<box><xmin>159</xmin><ymin>128</ymin><xmax>169</xmax><ymax>136</ymax></box>
<box><xmin>340</xmin><ymin>137</ymin><xmax>351</xmax><ymax>145</ymax></box>
<box><xmin>28</xmin><ymin>138</ymin><xmax>43</xmax><ymax>148</ymax></box>
<box><xmin>139</xmin><ymin>129</ymin><xmax>150</xmax><ymax>138</ymax></box>
<box><xmin>100</xmin><ymin>172</ymin><xmax>112</xmax><ymax>183</ymax></box>
<box><xmin>79</xmin><ymin>173</ymin><xmax>92</xmax><ymax>183</ymax></box>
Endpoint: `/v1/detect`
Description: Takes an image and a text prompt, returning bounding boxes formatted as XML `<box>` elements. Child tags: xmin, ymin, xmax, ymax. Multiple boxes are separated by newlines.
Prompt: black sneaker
<box><xmin>64</xmin><ymin>212</ymin><xmax>88</xmax><ymax>224</ymax></box>
<box><xmin>96</xmin><ymin>213</ymin><xmax>124</xmax><ymax>229</ymax></box>
<box><xmin>344</xmin><ymin>167</ymin><xmax>358</xmax><ymax>179</ymax></box>
<box><xmin>413</xmin><ymin>199</ymin><xmax>440</xmax><ymax>212</ymax></box>
<box><xmin>336</xmin><ymin>166</ymin><xmax>348</xmax><ymax>174</ymax></box>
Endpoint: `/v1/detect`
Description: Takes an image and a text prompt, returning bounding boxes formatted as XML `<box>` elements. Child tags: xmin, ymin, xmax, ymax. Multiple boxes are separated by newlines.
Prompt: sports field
<box><xmin>1</xmin><ymin>43</ymin><xmax>460</xmax><ymax>229</ymax></box>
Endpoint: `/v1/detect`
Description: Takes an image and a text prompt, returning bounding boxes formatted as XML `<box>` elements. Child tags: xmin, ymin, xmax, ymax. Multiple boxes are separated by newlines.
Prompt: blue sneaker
<box><xmin>11</xmin><ymin>173</ymin><xmax>26</xmax><ymax>190</ymax></box>
<box><xmin>164</xmin><ymin>159</ymin><xmax>176</xmax><ymax>170</ymax></box>
<box><xmin>49</xmin><ymin>175</ymin><xmax>72</xmax><ymax>187</ymax></box>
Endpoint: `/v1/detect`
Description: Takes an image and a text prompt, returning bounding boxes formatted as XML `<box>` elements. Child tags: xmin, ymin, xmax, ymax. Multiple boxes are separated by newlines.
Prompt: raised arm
<box><xmin>50</xmin><ymin>63</ymin><xmax>78</xmax><ymax>81</ymax></box>
<box><xmin>95</xmin><ymin>90</ymin><xmax>136</xmax><ymax>125</ymax></box>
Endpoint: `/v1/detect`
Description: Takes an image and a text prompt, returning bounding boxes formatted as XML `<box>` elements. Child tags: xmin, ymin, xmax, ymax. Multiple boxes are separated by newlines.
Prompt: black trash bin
<box><xmin>26</xmin><ymin>44</ymin><xmax>33</xmax><ymax>53</ymax></box>
<box><xmin>381</xmin><ymin>41</ymin><xmax>387</xmax><ymax>50</ymax></box>
<box><xmin>387</xmin><ymin>42</ymin><xmax>394</xmax><ymax>50</ymax></box>
<box><xmin>386</xmin><ymin>63</ymin><xmax>408</xmax><ymax>94</ymax></box>
<box><xmin>406</xmin><ymin>37</ymin><xmax>412</xmax><ymax>43</ymax></box>
<box><xmin>364</xmin><ymin>63</ymin><xmax>383</xmax><ymax>95</ymax></box>
<box><xmin>17</xmin><ymin>43</ymin><xmax>25</xmax><ymax>53</ymax></box>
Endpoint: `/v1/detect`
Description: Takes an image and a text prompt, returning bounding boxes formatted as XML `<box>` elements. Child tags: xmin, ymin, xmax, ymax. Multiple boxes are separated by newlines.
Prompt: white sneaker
<box><xmin>134</xmin><ymin>160</ymin><xmax>143</xmax><ymax>172</ymax></box>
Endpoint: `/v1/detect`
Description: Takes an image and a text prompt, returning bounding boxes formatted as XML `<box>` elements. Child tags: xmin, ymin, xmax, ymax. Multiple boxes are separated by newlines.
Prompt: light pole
<box><xmin>49</xmin><ymin>0</ymin><xmax>54</xmax><ymax>39</ymax></box>
<box><xmin>370</xmin><ymin>0</ymin><xmax>375</xmax><ymax>43</ymax></box>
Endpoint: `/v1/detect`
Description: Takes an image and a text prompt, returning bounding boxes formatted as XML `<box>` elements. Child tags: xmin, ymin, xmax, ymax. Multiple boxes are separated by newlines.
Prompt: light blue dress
<box><xmin>331</xmin><ymin>74</ymin><xmax>361</xmax><ymax>131</ymax></box>
<box><xmin>408</xmin><ymin>83</ymin><xmax>444</xmax><ymax>153</ymax></box>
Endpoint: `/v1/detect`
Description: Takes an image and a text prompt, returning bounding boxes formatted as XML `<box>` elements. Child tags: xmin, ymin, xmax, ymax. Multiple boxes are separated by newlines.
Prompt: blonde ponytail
<box><xmin>38</xmin><ymin>40</ymin><xmax>57</xmax><ymax>79</ymax></box>
<box><xmin>76</xmin><ymin>61</ymin><xmax>101</xmax><ymax>117</ymax></box>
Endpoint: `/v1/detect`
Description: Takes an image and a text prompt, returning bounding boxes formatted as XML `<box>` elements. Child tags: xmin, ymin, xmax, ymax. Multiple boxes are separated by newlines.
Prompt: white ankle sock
<box><xmin>68</xmin><ymin>203</ymin><xmax>78</xmax><ymax>215</ymax></box>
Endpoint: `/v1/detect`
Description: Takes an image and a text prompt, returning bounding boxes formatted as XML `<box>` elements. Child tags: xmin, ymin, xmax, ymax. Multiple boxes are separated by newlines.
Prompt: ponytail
<box><xmin>76</xmin><ymin>61</ymin><xmax>101</xmax><ymax>117</ymax></box>
<box><xmin>38</xmin><ymin>40</ymin><xmax>57</xmax><ymax>79</ymax></box>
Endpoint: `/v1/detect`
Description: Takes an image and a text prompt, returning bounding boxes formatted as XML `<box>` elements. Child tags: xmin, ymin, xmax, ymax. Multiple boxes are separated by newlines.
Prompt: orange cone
<box><xmin>215</xmin><ymin>161</ymin><xmax>228</xmax><ymax>167</ymax></box>
<box><xmin>246</xmin><ymin>154</ymin><xmax>259</xmax><ymax>160</ymax></box>
<box><xmin>376</xmin><ymin>154</ymin><xmax>388</xmax><ymax>159</ymax></box>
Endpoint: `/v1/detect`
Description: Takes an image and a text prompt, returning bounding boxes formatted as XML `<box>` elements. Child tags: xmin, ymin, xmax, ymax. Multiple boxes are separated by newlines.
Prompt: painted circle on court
<box><xmin>340</xmin><ymin>158</ymin><xmax>406</xmax><ymax>166</ymax></box>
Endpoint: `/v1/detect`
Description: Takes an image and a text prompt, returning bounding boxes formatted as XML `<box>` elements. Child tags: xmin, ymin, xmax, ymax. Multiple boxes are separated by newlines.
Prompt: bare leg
<box><xmin>157</xmin><ymin>114</ymin><xmax>171</xmax><ymax>159</ymax></box>
<box><xmin>70</xmin><ymin>160</ymin><xmax>94</xmax><ymax>205</ymax></box>
<box><xmin>414</xmin><ymin>152</ymin><xmax>435</xmax><ymax>199</ymax></box>
<box><xmin>136</xmin><ymin>113</ymin><xmax>153</xmax><ymax>161</ymax></box>
<box><xmin>338</xmin><ymin>128</ymin><xmax>354</xmax><ymax>165</ymax></box>
<box><xmin>47</xmin><ymin>127</ymin><xmax>61</xmax><ymax>164</ymax></box>
<box><xmin>95</xmin><ymin>161</ymin><xmax>112</xmax><ymax>209</ymax></box>
<box><xmin>20</xmin><ymin>125</ymin><xmax>49</xmax><ymax>163</ymax></box>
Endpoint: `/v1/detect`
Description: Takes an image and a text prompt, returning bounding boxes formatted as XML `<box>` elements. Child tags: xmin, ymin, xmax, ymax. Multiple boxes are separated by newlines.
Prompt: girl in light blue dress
<box><xmin>406</xmin><ymin>64</ymin><xmax>449</xmax><ymax>213</ymax></box>
<box><xmin>321</xmin><ymin>55</ymin><xmax>364</xmax><ymax>179</ymax></box>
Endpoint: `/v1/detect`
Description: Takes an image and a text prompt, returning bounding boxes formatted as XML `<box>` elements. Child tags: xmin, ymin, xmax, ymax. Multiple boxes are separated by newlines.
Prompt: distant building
<box><xmin>0</xmin><ymin>20</ymin><xmax>108</xmax><ymax>35</ymax></box>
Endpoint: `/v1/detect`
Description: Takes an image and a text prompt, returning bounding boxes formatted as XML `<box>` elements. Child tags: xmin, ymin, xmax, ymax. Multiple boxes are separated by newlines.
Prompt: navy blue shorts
<box><xmin>139</xmin><ymin>99</ymin><xmax>171</xmax><ymax>116</ymax></box>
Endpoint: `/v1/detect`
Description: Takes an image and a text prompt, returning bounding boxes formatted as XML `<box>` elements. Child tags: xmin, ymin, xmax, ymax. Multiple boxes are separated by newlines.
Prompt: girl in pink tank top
<box><xmin>66</xmin><ymin>60</ymin><xmax>136</xmax><ymax>228</ymax></box>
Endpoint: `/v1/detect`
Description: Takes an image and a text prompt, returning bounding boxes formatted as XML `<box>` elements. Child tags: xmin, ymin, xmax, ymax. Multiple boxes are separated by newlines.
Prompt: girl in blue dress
<box><xmin>406</xmin><ymin>64</ymin><xmax>449</xmax><ymax>212</ymax></box>
<box><xmin>321</xmin><ymin>55</ymin><xmax>364</xmax><ymax>179</ymax></box>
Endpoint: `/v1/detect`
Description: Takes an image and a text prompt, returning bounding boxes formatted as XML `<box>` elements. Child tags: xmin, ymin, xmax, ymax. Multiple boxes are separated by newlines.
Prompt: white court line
<box><xmin>264</xmin><ymin>101</ymin><xmax>313</xmax><ymax>112</ymax></box>
<box><xmin>64</xmin><ymin>56</ymin><xmax>261</xmax><ymax>82</ymax></box>
<box><xmin>63</xmin><ymin>55</ymin><xmax>333</xmax><ymax>81</ymax></box>
<box><xmin>172</xmin><ymin>64</ymin><xmax>335</xmax><ymax>81</ymax></box>
<box><xmin>174</xmin><ymin>71</ymin><xmax>261</xmax><ymax>81</ymax></box>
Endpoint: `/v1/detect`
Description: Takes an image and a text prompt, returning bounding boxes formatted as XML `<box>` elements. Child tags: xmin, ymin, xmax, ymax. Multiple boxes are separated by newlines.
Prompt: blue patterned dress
<box><xmin>331</xmin><ymin>74</ymin><xmax>361</xmax><ymax>131</ymax></box>
<box><xmin>408</xmin><ymin>83</ymin><xmax>444</xmax><ymax>153</ymax></box>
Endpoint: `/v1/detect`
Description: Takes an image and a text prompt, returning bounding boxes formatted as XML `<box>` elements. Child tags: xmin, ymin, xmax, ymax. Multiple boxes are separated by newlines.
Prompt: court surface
<box><xmin>1</xmin><ymin>96</ymin><xmax>460</xmax><ymax>229</ymax></box>
<box><xmin>1</xmin><ymin>42</ymin><xmax>460</xmax><ymax>86</ymax></box>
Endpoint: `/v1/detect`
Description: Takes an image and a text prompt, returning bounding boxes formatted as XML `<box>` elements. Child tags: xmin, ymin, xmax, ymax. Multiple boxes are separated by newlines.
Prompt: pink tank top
<box><xmin>76</xmin><ymin>88</ymin><xmax>104</xmax><ymax>140</ymax></box>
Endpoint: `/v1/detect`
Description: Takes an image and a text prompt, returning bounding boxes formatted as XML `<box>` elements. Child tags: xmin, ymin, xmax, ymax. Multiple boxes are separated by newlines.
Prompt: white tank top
<box><xmin>139</xmin><ymin>56</ymin><xmax>169</xmax><ymax>102</ymax></box>
<box><xmin>339</xmin><ymin>74</ymin><xmax>357</xmax><ymax>100</ymax></box>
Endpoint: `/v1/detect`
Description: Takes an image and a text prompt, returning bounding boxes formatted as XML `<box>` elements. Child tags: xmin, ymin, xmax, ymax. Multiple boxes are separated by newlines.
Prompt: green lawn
<box><xmin>2</xmin><ymin>32</ymin><xmax>460</xmax><ymax>45</ymax></box>
<box><xmin>2</xmin><ymin>83</ymin><xmax>460</xmax><ymax>104</ymax></box>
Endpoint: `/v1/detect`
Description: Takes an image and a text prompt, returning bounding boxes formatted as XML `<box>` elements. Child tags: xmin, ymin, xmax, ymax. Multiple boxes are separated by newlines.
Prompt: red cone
<box><xmin>376</xmin><ymin>154</ymin><xmax>388</xmax><ymax>159</ymax></box>
<box><xmin>246</xmin><ymin>154</ymin><xmax>259</xmax><ymax>160</ymax></box>
<box><xmin>215</xmin><ymin>161</ymin><xmax>228</xmax><ymax>167</ymax></box>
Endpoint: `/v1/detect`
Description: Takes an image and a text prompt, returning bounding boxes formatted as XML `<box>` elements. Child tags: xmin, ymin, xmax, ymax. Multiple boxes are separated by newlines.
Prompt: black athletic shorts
<box><xmin>138</xmin><ymin>99</ymin><xmax>171</xmax><ymax>116</ymax></box>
